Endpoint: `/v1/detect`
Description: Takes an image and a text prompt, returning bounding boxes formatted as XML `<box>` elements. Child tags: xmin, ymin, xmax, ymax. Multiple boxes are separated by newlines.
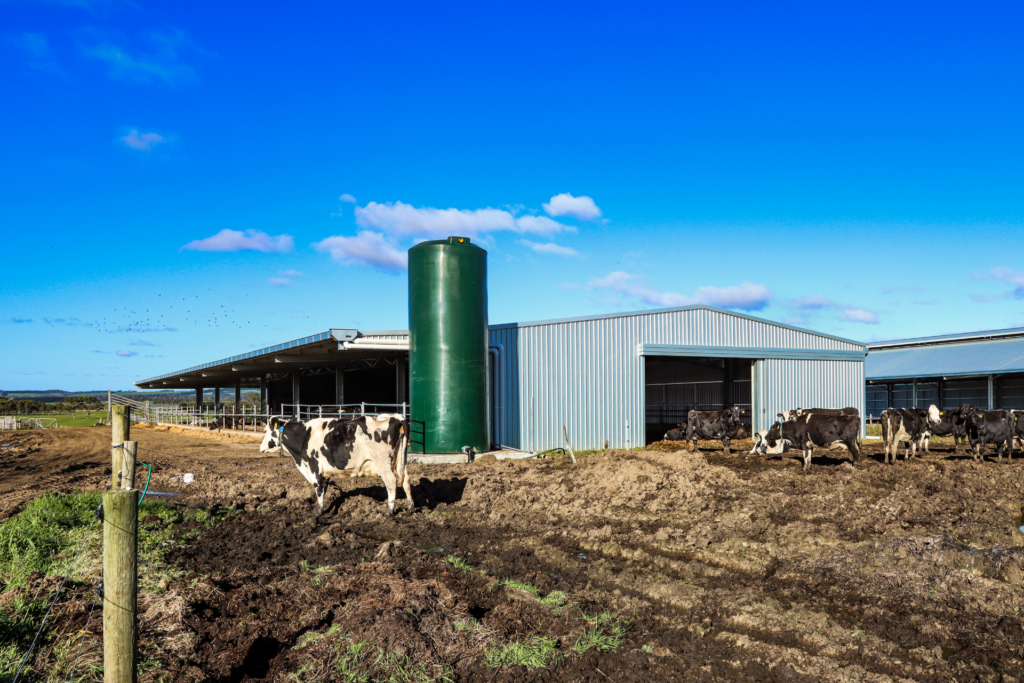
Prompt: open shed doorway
<box><xmin>644</xmin><ymin>356</ymin><xmax>753</xmax><ymax>445</ymax></box>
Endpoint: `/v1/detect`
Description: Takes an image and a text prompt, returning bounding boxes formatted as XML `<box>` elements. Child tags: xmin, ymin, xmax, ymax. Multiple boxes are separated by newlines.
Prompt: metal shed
<box><xmin>865</xmin><ymin>327</ymin><xmax>1024</xmax><ymax>416</ymax></box>
<box><xmin>488</xmin><ymin>305</ymin><xmax>867</xmax><ymax>451</ymax></box>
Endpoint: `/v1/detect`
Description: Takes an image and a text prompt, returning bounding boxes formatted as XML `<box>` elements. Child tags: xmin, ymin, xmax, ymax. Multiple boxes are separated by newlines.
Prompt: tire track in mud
<box><xmin>9</xmin><ymin>428</ymin><xmax>1024</xmax><ymax>681</ymax></box>
<box><xmin>440</xmin><ymin>446</ymin><xmax>1024</xmax><ymax>681</ymax></box>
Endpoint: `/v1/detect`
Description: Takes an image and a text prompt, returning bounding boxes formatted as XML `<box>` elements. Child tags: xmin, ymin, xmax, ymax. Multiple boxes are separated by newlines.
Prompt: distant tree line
<box><xmin>0</xmin><ymin>395</ymin><xmax>103</xmax><ymax>415</ymax></box>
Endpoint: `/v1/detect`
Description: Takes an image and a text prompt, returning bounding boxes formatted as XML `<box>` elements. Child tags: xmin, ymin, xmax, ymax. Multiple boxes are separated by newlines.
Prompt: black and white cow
<box><xmin>260</xmin><ymin>413</ymin><xmax>414</xmax><ymax>519</ymax></box>
<box><xmin>752</xmin><ymin>429</ymin><xmax>790</xmax><ymax>455</ymax></box>
<box><xmin>760</xmin><ymin>413</ymin><xmax>860</xmax><ymax>470</ymax></box>
<box><xmin>961</xmin><ymin>405</ymin><xmax>1014</xmax><ymax>463</ymax></box>
<box><xmin>920</xmin><ymin>405</ymin><xmax>967</xmax><ymax>454</ymax></box>
<box><xmin>663</xmin><ymin>427</ymin><xmax>687</xmax><ymax>441</ymax></box>
<box><xmin>778</xmin><ymin>407</ymin><xmax>859</xmax><ymax>421</ymax></box>
<box><xmin>880</xmin><ymin>408</ymin><xmax>928</xmax><ymax>464</ymax></box>
<box><xmin>685</xmin><ymin>407</ymin><xmax>743</xmax><ymax>455</ymax></box>
<box><xmin>1013</xmin><ymin>410</ymin><xmax>1024</xmax><ymax>453</ymax></box>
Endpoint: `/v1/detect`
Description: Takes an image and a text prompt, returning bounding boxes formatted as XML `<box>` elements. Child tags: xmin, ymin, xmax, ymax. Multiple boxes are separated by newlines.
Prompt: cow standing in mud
<box><xmin>685</xmin><ymin>407</ymin><xmax>743</xmax><ymax>456</ymax></box>
<box><xmin>880</xmin><ymin>408</ymin><xmax>928</xmax><ymax>464</ymax></box>
<box><xmin>760</xmin><ymin>413</ymin><xmax>861</xmax><ymax>470</ymax></box>
<box><xmin>961</xmin><ymin>405</ymin><xmax>1014</xmax><ymax>463</ymax></box>
<box><xmin>920</xmin><ymin>405</ymin><xmax>967</xmax><ymax>455</ymax></box>
<box><xmin>261</xmin><ymin>414</ymin><xmax>414</xmax><ymax>519</ymax></box>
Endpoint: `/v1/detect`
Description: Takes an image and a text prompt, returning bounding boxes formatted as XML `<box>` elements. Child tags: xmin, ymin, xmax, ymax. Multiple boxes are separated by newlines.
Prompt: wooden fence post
<box><xmin>117</xmin><ymin>442</ymin><xmax>137</xmax><ymax>490</ymax></box>
<box><xmin>103</xmin><ymin>488</ymin><xmax>138</xmax><ymax>683</ymax></box>
<box><xmin>111</xmin><ymin>406</ymin><xmax>131</xmax><ymax>489</ymax></box>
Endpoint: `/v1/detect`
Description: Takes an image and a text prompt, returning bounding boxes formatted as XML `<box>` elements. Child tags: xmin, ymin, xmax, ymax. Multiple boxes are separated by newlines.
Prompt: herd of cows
<box><xmin>252</xmin><ymin>404</ymin><xmax>1024</xmax><ymax>519</ymax></box>
<box><xmin>664</xmin><ymin>404</ymin><xmax>1024</xmax><ymax>471</ymax></box>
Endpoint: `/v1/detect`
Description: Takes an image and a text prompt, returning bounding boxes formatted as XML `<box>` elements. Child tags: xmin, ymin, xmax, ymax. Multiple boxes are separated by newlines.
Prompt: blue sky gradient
<box><xmin>3</xmin><ymin>1</ymin><xmax>1024</xmax><ymax>390</ymax></box>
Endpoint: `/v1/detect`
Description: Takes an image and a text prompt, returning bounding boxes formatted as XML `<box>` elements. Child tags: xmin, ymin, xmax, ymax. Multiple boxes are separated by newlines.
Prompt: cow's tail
<box><xmin>397</xmin><ymin>419</ymin><xmax>409</xmax><ymax>479</ymax></box>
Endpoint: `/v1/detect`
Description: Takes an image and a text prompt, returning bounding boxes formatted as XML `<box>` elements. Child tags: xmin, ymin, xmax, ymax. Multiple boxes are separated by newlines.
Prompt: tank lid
<box><xmin>448</xmin><ymin>236</ymin><xmax>470</xmax><ymax>244</ymax></box>
<box><xmin>409</xmin><ymin>236</ymin><xmax>476</xmax><ymax>249</ymax></box>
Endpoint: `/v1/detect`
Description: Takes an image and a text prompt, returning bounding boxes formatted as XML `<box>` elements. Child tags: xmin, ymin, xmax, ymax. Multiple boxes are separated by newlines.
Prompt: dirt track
<box><xmin>3</xmin><ymin>425</ymin><xmax>1024</xmax><ymax>681</ymax></box>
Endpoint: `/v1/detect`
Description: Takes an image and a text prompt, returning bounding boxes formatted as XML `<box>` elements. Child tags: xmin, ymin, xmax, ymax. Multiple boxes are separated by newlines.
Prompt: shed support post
<box><xmin>938</xmin><ymin>379</ymin><xmax>944</xmax><ymax>409</ymax></box>
<box><xmin>723</xmin><ymin>359</ymin><xmax>733</xmax><ymax>409</ymax></box>
<box><xmin>195</xmin><ymin>387</ymin><xmax>203</xmax><ymax>409</ymax></box>
<box><xmin>235</xmin><ymin>381</ymin><xmax>241</xmax><ymax>407</ymax></box>
<box><xmin>396</xmin><ymin>356</ymin><xmax>407</xmax><ymax>404</ymax></box>
<box><xmin>912</xmin><ymin>379</ymin><xmax>918</xmax><ymax>408</ymax></box>
<box><xmin>988</xmin><ymin>375</ymin><xmax>995</xmax><ymax>410</ymax></box>
<box><xmin>335</xmin><ymin>367</ymin><xmax>345</xmax><ymax>406</ymax></box>
<box><xmin>259</xmin><ymin>375</ymin><xmax>266</xmax><ymax>413</ymax></box>
<box><xmin>214</xmin><ymin>387</ymin><xmax>220</xmax><ymax>408</ymax></box>
<box><xmin>292</xmin><ymin>373</ymin><xmax>300</xmax><ymax>416</ymax></box>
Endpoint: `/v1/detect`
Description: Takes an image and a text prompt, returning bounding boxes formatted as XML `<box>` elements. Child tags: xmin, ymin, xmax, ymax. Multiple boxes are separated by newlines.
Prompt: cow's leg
<box><xmin>923</xmin><ymin>435</ymin><xmax>930</xmax><ymax>453</ymax></box>
<box><xmin>401</xmin><ymin>471</ymin><xmax>413</xmax><ymax>507</ymax></box>
<box><xmin>722</xmin><ymin>437</ymin><xmax>731</xmax><ymax>457</ymax></box>
<box><xmin>803</xmin><ymin>447</ymin><xmax>812</xmax><ymax>471</ymax></box>
<box><xmin>847</xmin><ymin>438</ymin><xmax>860</xmax><ymax>464</ymax></box>
<box><xmin>314</xmin><ymin>473</ymin><xmax>329</xmax><ymax>521</ymax></box>
<box><xmin>377</xmin><ymin>464</ymin><xmax>399</xmax><ymax>517</ymax></box>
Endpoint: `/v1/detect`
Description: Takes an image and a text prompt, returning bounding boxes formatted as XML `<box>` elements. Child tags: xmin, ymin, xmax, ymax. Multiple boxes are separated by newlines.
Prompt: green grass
<box><xmin>0</xmin><ymin>491</ymin><xmax>229</xmax><ymax>681</ymax></box>
<box><xmin>0</xmin><ymin>413</ymin><xmax>107</xmax><ymax>428</ymax></box>
<box><xmin>0</xmin><ymin>492</ymin><xmax>102</xmax><ymax>589</ymax></box>
<box><xmin>498</xmin><ymin>580</ymin><xmax>567</xmax><ymax>610</ymax></box>
<box><xmin>574</xmin><ymin>613</ymin><xmax>627</xmax><ymax>653</ymax></box>
<box><xmin>293</xmin><ymin>629</ymin><xmax>453</xmax><ymax>683</ymax></box>
<box><xmin>484</xmin><ymin>636</ymin><xmax>561</xmax><ymax>670</ymax></box>
<box><xmin>443</xmin><ymin>555</ymin><xmax>472</xmax><ymax>572</ymax></box>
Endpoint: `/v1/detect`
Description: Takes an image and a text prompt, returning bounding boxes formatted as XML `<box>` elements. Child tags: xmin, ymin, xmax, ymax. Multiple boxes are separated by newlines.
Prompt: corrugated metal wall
<box><xmin>489</xmin><ymin>307</ymin><xmax>865</xmax><ymax>451</ymax></box>
<box><xmin>754</xmin><ymin>359</ymin><xmax>865</xmax><ymax>434</ymax></box>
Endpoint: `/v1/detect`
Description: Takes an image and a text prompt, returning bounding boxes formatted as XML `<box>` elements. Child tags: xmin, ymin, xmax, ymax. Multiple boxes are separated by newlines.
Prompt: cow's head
<box><xmin>260</xmin><ymin>417</ymin><xmax>287</xmax><ymax>453</ymax></box>
<box><xmin>762</xmin><ymin>421</ymin><xmax>786</xmax><ymax>452</ymax></box>
<box><xmin>927</xmin><ymin>405</ymin><xmax>941</xmax><ymax>425</ymax></box>
<box><xmin>959</xmin><ymin>404</ymin><xmax>976</xmax><ymax>425</ymax></box>
<box><xmin>777</xmin><ymin>410</ymin><xmax>797</xmax><ymax>422</ymax></box>
<box><xmin>754</xmin><ymin>428</ymin><xmax>787</xmax><ymax>455</ymax></box>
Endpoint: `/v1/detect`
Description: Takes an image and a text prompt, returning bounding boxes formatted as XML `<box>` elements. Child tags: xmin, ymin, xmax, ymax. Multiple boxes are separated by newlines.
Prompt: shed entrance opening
<box><xmin>644</xmin><ymin>356</ymin><xmax>753</xmax><ymax>445</ymax></box>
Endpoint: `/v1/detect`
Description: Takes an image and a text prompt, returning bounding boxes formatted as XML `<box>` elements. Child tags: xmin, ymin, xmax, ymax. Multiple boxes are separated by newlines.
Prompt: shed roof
<box><xmin>492</xmin><ymin>304</ymin><xmax>866</xmax><ymax>348</ymax></box>
<box><xmin>866</xmin><ymin>331</ymin><xmax>1024</xmax><ymax>381</ymax></box>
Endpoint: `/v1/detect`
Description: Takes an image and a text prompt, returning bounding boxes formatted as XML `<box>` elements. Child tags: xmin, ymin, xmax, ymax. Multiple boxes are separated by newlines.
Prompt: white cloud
<box><xmin>314</xmin><ymin>231</ymin><xmax>407</xmax><ymax>271</ymax></box>
<box><xmin>278</xmin><ymin>269</ymin><xmax>303</xmax><ymax>277</ymax></box>
<box><xmin>339</xmin><ymin>194</ymin><xmax>357</xmax><ymax>203</ymax></box>
<box><xmin>353</xmin><ymin>201</ymin><xmax>573</xmax><ymax>240</ymax></box>
<box><xmin>791</xmin><ymin>295</ymin><xmax>879</xmax><ymax>324</ymax></box>
<box><xmin>268</xmin><ymin>277</ymin><xmax>292</xmax><ymax>286</ymax></box>
<box><xmin>587</xmin><ymin>272</ymin><xmax>774</xmax><ymax>311</ymax></box>
<box><xmin>840</xmin><ymin>308</ymin><xmax>879</xmax><ymax>324</ymax></box>
<box><xmin>119</xmin><ymin>129</ymin><xmax>168</xmax><ymax>152</ymax></box>
<box><xmin>518</xmin><ymin>240</ymin><xmax>579</xmax><ymax>257</ymax></box>
<box><xmin>10</xmin><ymin>32</ymin><xmax>61</xmax><ymax>73</ymax></box>
<box><xmin>793</xmin><ymin>295</ymin><xmax>833</xmax><ymax>310</ymax></box>
<box><xmin>116</xmin><ymin>349</ymin><xmax>137</xmax><ymax>357</ymax></box>
<box><xmin>83</xmin><ymin>29</ymin><xmax>199</xmax><ymax>86</ymax></box>
<box><xmin>882</xmin><ymin>284</ymin><xmax>927</xmax><ymax>294</ymax></box>
<box><xmin>514</xmin><ymin>215</ymin><xmax>576</xmax><ymax>236</ymax></box>
<box><xmin>972</xmin><ymin>266</ymin><xmax>1024</xmax><ymax>299</ymax></box>
<box><xmin>542</xmin><ymin>193</ymin><xmax>602</xmax><ymax>221</ymax></box>
<box><xmin>181</xmin><ymin>229</ymin><xmax>294</xmax><ymax>253</ymax></box>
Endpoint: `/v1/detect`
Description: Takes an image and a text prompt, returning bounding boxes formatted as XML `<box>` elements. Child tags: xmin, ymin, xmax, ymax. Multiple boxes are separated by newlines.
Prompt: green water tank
<box><xmin>408</xmin><ymin>236</ymin><xmax>490</xmax><ymax>454</ymax></box>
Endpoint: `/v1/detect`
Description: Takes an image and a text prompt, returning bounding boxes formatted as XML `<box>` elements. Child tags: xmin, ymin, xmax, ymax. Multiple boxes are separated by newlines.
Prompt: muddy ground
<box><xmin>2</xmin><ymin>425</ymin><xmax>1024</xmax><ymax>682</ymax></box>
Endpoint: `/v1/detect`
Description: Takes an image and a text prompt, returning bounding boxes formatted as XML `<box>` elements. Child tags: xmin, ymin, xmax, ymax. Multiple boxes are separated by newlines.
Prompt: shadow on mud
<box><xmin>324</xmin><ymin>476</ymin><xmax>468</xmax><ymax>514</ymax></box>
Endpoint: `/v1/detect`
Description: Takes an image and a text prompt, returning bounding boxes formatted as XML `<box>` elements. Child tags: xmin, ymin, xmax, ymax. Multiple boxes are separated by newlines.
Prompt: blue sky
<box><xmin>3</xmin><ymin>1</ymin><xmax>1024</xmax><ymax>391</ymax></box>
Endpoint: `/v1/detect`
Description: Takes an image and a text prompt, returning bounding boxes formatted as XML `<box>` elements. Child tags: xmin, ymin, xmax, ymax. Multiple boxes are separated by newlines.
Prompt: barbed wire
<box><xmin>135</xmin><ymin>445</ymin><xmax>292</xmax><ymax>468</ymax></box>
<box><xmin>65</xmin><ymin>576</ymin><xmax>101</xmax><ymax>683</ymax></box>
<box><xmin>12</xmin><ymin>514</ymin><xmax>100</xmax><ymax>683</ymax></box>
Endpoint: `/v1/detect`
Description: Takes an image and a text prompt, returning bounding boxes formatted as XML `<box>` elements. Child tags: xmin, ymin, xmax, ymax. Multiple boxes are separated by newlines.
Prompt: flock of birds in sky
<box><xmin>97</xmin><ymin>292</ymin><xmax>260</xmax><ymax>333</ymax></box>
